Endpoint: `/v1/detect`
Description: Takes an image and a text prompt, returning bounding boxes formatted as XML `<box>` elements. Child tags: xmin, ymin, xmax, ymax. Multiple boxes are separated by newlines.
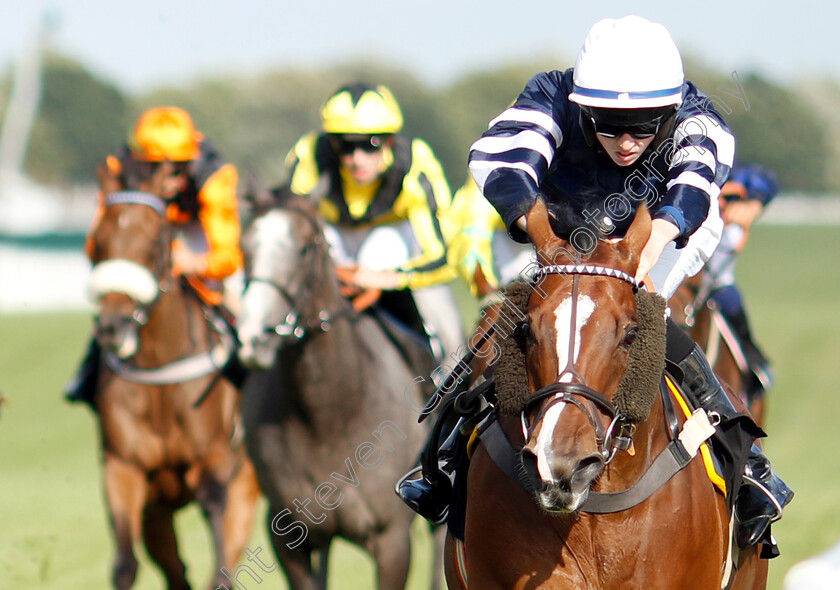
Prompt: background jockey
<box><xmin>701</xmin><ymin>164</ymin><xmax>780</xmax><ymax>400</ymax></box>
<box><xmin>64</xmin><ymin>106</ymin><xmax>243</xmax><ymax>408</ymax></box>
<box><xmin>400</xmin><ymin>16</ymin><xmax>791</xmax><ymax>556</ymax></box>
<box><xmin>281</xmin><ymin>81</ymin><xmax>463</xmax><ymax>362</ymax></box>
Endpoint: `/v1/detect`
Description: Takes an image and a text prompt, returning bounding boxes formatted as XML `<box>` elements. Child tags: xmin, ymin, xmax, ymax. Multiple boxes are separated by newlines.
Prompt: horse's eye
<box><xmin>622</xmin><ymin>326</ymin><xmax>639</xmax><ymax>349</ymax></box>
<box><xmin>514</xmin><ymin>322</ymin><xmax>534</xmax><ymax>351</ymax></box>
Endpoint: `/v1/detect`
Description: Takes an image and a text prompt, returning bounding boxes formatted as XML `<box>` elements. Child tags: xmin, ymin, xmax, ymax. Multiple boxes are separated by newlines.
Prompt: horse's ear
<box><xmin>242</xmin><ymin>170</ymin><xmax>276</xmax><ymax>212</ymax></box>
<box><xmin>96</xmin><ymin>160</ymin><xmax>122</xmax><ymax>196</ymax></box>
<box><xmin>525</xmin><ymin>197</ymin><xmax>562</xmax><ymax>264</ymax></box>
<box><xmin>620</xmin><ymin>205</ymin><xmax>652</xmax><ymax>260</ymax></box>
<box><xmin>305</xmin><ymin>173</ymin><xmax>331</xmax><ymax>204</ymax></box>
<box><xmin>146</xmin><ymin>160</ymin><xmax>175</xmax><ymax>197</ymax></box>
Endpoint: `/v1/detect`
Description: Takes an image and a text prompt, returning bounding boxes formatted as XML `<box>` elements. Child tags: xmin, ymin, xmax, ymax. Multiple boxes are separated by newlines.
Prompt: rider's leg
<box><xmin>666</xmin><ymin>319</ymin><xmax>792</xmax><ymax>549</ymax></box>
<box><xmin>64</xmin><ymin>337</ymin><xmax>101</xmax><ymax>409</ymax></box>
<box><xmin>412</xmin><ymin>283</ymin><xmax>465</xmax><ymax>366</ymax></box>
<box><xmin>396</xmin><ymin>412</ymin><xmax>464</xmax><ymax>525</ymax></box>
<box><xmin>710</xmin><ymin>285</ymin><xmax>774</xmax><ymax>395</ymax></box>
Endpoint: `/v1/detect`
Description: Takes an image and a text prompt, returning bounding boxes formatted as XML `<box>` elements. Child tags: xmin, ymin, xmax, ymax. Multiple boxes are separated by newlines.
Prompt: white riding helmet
<box><xmin>569</xmin><ymin>16</ymin><xmax>684</xmax><ymax>109</ymax></box>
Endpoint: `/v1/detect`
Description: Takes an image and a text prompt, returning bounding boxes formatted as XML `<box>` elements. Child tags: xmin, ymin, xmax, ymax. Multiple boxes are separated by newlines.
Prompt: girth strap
<box><xmin>478</xmin><ymin>416</ymin><xmax>534</xmax><ymax>492</ymax></box>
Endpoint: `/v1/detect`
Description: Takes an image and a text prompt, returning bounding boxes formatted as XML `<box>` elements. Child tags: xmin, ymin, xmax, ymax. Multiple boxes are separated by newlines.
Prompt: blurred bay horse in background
<box><xmin>88</xmin><ymin>160</ymin><xmax>259</xmax><ymax>590</ymax></box>
<box><xmin>444</xmin><ymin>201</ymin><xmax>766</xmax><ymax>589</ymax></box>
<box><xmin>236</xmin><ymin>185</ymin><xmax>437</xmax><ymax>589</ymax></box>
<box><xmin>668</xmin><ymin>273</ymin><xmax>764</xmax><ymax>426</ymax></box>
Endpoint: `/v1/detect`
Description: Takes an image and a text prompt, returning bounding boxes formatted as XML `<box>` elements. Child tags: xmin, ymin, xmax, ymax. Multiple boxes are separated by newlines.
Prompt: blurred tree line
<box><xmin>1</xmin><ymin>51</ymin><xmax>838</xmax><ymax>196</ymax></box>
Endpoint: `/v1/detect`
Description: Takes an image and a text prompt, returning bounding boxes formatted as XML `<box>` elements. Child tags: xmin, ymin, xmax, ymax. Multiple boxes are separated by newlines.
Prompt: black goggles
<box><xmin>331</xmin><ymin>135</ymin><xmax>386</xmax><ymax>155</ymax></box>
<box><xmin>590</xmin><ymin>116</ymin><xmax>663</xmax><ymax>140</ymax></box>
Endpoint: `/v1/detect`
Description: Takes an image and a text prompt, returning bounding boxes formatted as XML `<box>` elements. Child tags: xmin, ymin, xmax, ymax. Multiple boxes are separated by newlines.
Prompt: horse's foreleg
<box><xmin>314</xmin><ymin>548</ymin><xmax>329</xmax><ymax>590</ymax></box>
<box><xmin>103</xmin><ymin>453</ymin><xmax>147</xmax><ymax>590</ymax></box>
<box><xmin>196</xmin><ymin>473</ymin><xmax>230</xmax><ymax>589</ymax></box>
<box><xmin>264</xmin><ymin>507</ymin><xmax>320</xmax><ymax>590</ymax></box>
<box><xmin>141</xmin><ymin>503</ymin><xmax>190</xmax><ymax>590</ymax></box>
<box><xmin>220</xmin><ymin>457</ymin><xmax>261</xmax><ymax>570</ymax></box>
<box><xmin>370</xmin><ymin>518</ymin><xmax>412</xmax><ymax>590</ymax></box>
<box><xmin>197</xmin><ymin>454</ymin><xmax>260</xmax><ymax>590</ymax></box>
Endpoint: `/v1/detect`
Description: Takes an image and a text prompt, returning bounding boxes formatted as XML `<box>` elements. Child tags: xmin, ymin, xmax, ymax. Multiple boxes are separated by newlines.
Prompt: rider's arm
<box><xmin>195</xmin><ymin>163</ymin><xmax>242</xmax><ymax>280</ymax></box>
<box><xmin>655</xmin><ymin>95</ymin><xmax>735</xmax><ymax>248</ymax></box>
<box><xmin>391</xmin><ymin>138</ymin><xmax>456</xmax><ymax>290</ymax></box>
<box><xmin>468</xmin><ymin>70</ymin><xmax>567</xmax><ymax>243</ymax></box>
<box><xmin>445</xmin><ymin>179</ymin><xmax>505</xmax><ymax>295</ymax></box>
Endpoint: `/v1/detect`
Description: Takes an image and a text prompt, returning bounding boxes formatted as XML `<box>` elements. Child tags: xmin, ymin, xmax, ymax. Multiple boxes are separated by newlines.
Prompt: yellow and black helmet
<box><xmin>128</xmin><ymin>106</ymin><xmax>203</xmax><ymax>162</ymax></box>
<box><xmin>320</xmin><ymin>82</ymin><xmax>403</xmax><ymax>135</ymax></box>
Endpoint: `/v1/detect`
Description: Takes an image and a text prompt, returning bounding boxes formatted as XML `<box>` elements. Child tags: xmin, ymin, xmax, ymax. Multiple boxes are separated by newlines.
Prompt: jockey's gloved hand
<box><xmin>352</xmin><ymin>267</ymin><xmax>402</xmax><ymax>290</ymax></box>
<box><xmin>172</xmin><ymin>241</ymin><xmax>208</xmax><ymax>276</ymax></box>
<box><xmin>635</xmin><ymin>218</ymin><xmax>680</xmax><ymax>284</ymax></box>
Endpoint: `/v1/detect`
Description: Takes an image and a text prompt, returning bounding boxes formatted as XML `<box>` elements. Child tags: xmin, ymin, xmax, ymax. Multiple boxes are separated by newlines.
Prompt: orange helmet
<box><xmin>128</xmin><ymin>107</ymin><xmax>202</xmax><ymax>162</ymax></box>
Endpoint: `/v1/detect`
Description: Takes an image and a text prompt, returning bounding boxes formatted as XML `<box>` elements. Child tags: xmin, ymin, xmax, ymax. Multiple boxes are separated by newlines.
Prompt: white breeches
<box><xmin>648</xmin><ymin>204</ymin><xmax>724</xmax><ymax>300</ymax></box>
<box><xmin>492</xmin><ymin>231</ymin><xmax>537</xmax><ymax>286</ymax></box>
<box><xmin>323</xmin><ymin>222</ymin><xmax>464</xmax><ymax>360</ymax></box>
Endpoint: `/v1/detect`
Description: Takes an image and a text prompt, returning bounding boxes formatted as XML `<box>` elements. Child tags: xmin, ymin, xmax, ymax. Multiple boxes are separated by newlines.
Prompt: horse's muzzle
<box><xmin>521</xmin><ymin>446</ymin><xmax>605</xmax><ymax>512</ymax></box>
<box><xmin>95</xmin><ymin>313</ymin><xmax>140</xmax><ymax>359</ymax></box>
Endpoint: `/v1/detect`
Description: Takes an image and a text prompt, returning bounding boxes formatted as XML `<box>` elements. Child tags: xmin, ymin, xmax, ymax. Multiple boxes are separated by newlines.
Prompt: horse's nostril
<box><xmin>520</xmin><ymin>448</ymin><xmax>547</xmax><ymax>492</ymax></box>
<box><xmin>569</xmin><ymin>454</ymin><xmax>605</xmax><ymax>494</ymax></box>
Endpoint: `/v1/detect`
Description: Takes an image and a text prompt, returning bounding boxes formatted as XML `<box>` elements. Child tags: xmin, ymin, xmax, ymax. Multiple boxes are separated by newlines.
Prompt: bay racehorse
<box><xmin>443</xmin><ymin>201</ymin><xmax>767</xmax><ymax>589</ymax></box>
<box><xmin>88</xmin><ymin>160</ymin><xmax>260</xmax><ymax>589</ymax></box>
<box><xmin>236</xmin><ymin>186</ymin><xmax>438</xmax><ymax>590</ymax></box>
<box><xmin>668</xmin><ymin>274</ymin><xmax>764</xmax><ymax>426</ymax></box>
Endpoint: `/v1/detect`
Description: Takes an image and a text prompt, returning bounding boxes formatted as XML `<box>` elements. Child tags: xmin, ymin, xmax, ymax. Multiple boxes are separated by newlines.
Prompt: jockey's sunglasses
<box><xmin>332</xmin><ymin>135</ymin><xmax>385</xmax><ymax>156</ymax></box>
<box><xmin>590</xmin><ymin>116</ymin><xmax>662</xmax><ymax>140</ymax></box>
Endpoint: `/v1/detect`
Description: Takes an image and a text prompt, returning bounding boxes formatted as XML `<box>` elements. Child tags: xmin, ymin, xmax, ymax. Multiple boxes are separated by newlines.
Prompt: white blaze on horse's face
<box><xmin>553</xmin><ymin>294</ymin><xmax>595</xmax><ymax>382</ymax></box>
<box><xmin>532</xmin><ymin>293</ymin><xmax>596</xmax><ymax>503</ymax></box>
<box><xmin>237</xmin><ymin>210</ymin><xmax>299</xmax><ymax>369</ymax></box>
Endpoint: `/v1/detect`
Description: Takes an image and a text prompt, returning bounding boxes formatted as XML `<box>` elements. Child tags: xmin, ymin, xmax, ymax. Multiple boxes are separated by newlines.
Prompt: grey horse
<box><xmin>236</xmin><ymin>188</ymin><xmax>442</xmax><ymax>590</ymax></box>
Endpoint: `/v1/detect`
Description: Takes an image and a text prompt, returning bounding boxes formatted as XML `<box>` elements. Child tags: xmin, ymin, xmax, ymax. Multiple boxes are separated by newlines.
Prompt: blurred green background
<box><xmin>1</xmin><ymin>223</ymin><xmax>839</xmax><ymax>589</ymax></box>
<box><xmin>4</xmin><ymin>54</ymin><xmax>840</xmax><ymax>199</ymax></box>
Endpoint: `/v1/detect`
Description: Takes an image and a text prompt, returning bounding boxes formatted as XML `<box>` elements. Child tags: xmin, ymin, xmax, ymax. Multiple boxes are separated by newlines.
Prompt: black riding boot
<box><xmin>220</xmin><ymin>351</ymin><xmax>248</xmax><ymax>389</ymax></box>
<box><xmin>63</xmin><ymin>338</ymin><xmax>101</xmax><ymax>410</ymax></box>
<box><xmin>396</xmin><ymin>416</ymin><xmax>463</xmax><ymax>525</ymax></box>
<box><xmin>722</xmin><ymin>307</ymin><xmax>774</xmax><ymax>397</ymax></box>
<box><xmin>677</xmin><ymin>344</ymin><xmax>793</xmax><ymax>549</ymax></box>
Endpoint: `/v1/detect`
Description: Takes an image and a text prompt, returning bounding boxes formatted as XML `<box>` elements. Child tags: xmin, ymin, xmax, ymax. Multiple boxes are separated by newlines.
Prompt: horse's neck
<box><xmin>291</xmin><ymin>257</ymin><xmax>371</xmax><ymax>405</ymax></box>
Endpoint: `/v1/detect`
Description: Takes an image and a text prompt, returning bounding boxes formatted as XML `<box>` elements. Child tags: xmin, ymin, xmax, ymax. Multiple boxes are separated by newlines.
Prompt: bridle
<box><xmin>522</xmin><ymin>263</ymin><xmax>640</xmax><ymax>463</ymax></box>
<box><xmin>243</xmin><ymin>204</ymin><xmax>356</xmax><ymax>342</ymax></box>
<box><xmin>91</xmin><ymin>191</ymin><xmax>174</xmax><ymax>331</ymax></box>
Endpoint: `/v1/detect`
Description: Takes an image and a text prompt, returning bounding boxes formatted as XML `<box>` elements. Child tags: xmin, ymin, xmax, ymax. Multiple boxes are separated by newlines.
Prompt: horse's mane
<box><xmin>491</xmin><ymin>280</ymin><xmax>666</xmax><ymax>422</ymax></box>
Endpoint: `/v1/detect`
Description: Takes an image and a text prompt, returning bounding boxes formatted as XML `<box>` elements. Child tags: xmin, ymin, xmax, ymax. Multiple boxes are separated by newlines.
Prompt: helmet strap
<box><xmin>649</xmin><ymin>108</ymin><xmax>678</xmax><ymax>152</ymax></box>
<box><xmin>578</xmin><ymin>109</ymin><xmax>597</xmax><ymax>147</ymax></box>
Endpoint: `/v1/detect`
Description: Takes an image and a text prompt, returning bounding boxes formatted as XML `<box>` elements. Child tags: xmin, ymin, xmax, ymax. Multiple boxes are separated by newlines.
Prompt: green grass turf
<box><xmin>1</xmin><ymin>224</ymin><xmax>838</xmax><ymax>589</ymax></box>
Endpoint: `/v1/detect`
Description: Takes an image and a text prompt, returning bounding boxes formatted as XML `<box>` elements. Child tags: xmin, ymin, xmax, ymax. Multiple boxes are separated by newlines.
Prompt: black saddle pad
<box><xmin>368</xmin><ymin>291</ymin><xmax>436</xmax><ymax>394</ymax></box>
